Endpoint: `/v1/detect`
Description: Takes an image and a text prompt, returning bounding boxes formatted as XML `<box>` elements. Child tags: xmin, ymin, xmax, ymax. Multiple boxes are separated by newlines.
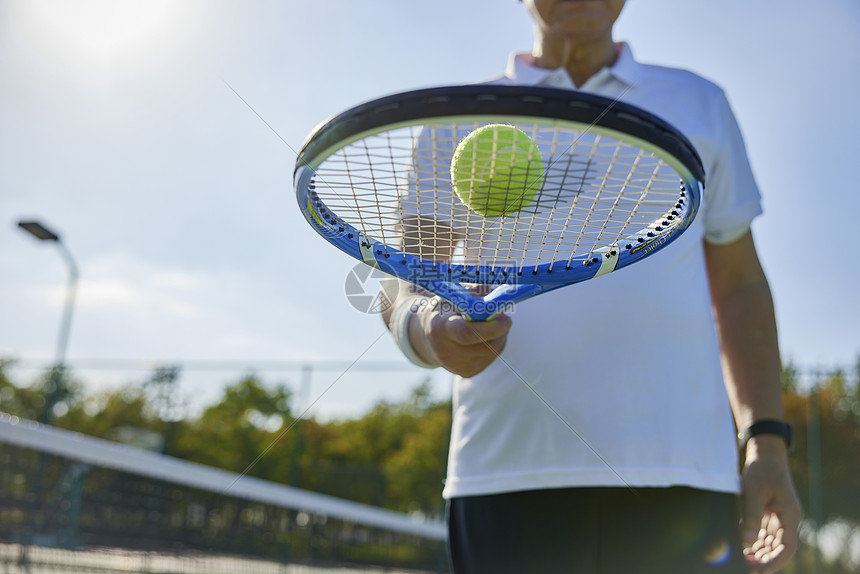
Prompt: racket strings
<box><xmin>545</xmin><ymin>135</ymin><xmax>609</xmax><ymax>270</ymax></box>
<box><xmin>311</xmin><ymin>121</ymin><xmax>685</xmax><ymax>274</ymax></box>
<box><xmin>577</xmin><ymin>143</ymin><xmax>652</xmax><ymax>266</ymax></box>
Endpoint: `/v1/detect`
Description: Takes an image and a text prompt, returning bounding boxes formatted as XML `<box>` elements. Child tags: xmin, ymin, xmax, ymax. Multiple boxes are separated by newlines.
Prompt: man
<box><xmin>383</xmin><ymin>1</ymin><xmax>801</xmax><ymax>572</ymax></box>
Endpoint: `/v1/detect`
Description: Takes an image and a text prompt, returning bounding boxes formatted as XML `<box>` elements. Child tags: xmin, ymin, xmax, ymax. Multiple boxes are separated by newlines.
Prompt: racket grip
<box><xmin>425</xmin><ymin>282</ymin><xmax>542</xmax><ymax>322</ymax></box>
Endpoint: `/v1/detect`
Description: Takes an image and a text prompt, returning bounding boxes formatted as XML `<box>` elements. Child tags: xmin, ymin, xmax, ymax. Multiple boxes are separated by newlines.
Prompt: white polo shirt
<box><xmin>442</xmin><ymin>44</ymin><xmax>762</xmax><ymax>499</ymax></box>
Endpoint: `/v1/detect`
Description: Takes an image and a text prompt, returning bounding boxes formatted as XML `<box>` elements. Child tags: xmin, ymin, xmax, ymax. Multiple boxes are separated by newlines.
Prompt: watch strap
<box><xmin>738</xmin><ymin>419</ymin><xmax>793</xmax><ymax>450</ymax></box>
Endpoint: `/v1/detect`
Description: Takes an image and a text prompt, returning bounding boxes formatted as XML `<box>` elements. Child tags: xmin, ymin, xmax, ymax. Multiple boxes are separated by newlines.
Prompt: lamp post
<box><xmin>17</xmin><ymin>220</ymin><xmax>79</xmax><ymax>424</ymax></box>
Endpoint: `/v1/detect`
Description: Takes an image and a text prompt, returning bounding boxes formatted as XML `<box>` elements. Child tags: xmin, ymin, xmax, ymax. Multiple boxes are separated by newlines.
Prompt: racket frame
<box><xmin>295</xmin><ymin>86</ymin><xmax>704</xmax><ymax>320</ymax></box>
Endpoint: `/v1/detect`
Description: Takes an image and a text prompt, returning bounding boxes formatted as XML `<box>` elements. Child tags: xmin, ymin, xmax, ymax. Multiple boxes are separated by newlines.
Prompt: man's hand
<box><xmin>741</xmin><ymin>436</ymin><xmax>803</xmax><ymax>573</ymax></box>
<box><xmin>410</xmin><ymin>297</ymin><xmax>512</xmax><ymax>378</ymax></box>
<box><xmin>705</xmin><ymin>232</ymin><xmax>803</xmax><ymax>571</ymax></box>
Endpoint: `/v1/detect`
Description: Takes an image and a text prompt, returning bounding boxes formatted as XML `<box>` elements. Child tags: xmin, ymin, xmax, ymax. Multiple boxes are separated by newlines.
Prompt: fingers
<box><xmin>445</xmin><ymin>313</ymin><xmax>512</xmax><ymax>346</ymax></box>
<box><xmin>415</xmin><ymin>301</ymin><xmax>512</xmax><ymax>378</ymax></box>
<box><xmin>743</xmin><ymin>509</ymin><xmax>800</xmax><ymax>573</ymax></box>
<box><xmin>435</xmin><ymin>314</ymin><xmax>512</xmax><ymax>377</ymax></box>
<box><xmin>743</xmin><ymin>513</ymin><xmax>790</xmax><ymax>574</ymax></box>
<box><xmin>740</xmin><ymin>454</ymin><xmax>803</xmax><ymax>573</ymax></box>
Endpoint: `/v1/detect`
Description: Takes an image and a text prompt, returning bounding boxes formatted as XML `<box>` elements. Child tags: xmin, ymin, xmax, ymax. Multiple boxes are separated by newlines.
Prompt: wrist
<box><xmin>744</xmin><ymin>434</ymin><xmax>790</xmax><ymax>463</ymax></box>
<box><xmin>390</xmin><ymin>295</ymin><xmax>438</xmax><ymax>369</ymax></box>
<box><xmin>409</xmin><ymin>298</ymin><xmax>444</xmax><ymax>367</ymax></box>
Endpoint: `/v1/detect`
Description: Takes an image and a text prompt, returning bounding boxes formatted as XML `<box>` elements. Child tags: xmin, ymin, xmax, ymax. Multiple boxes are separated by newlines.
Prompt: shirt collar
<box><xmin>503</xmin><ymin>42</ymin><xmax>641</xmax><ymax>89</ymax></box>
<box><xmin>608</xmin><ymin>42</ymin><xmax>641</xmax><ymax>86</ymax></box>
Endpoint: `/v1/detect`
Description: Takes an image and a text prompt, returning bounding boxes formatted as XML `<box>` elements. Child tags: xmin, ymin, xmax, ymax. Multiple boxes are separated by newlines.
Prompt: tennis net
<box><xmin>0</xmin><ymin>412</ymin><xmax>448</xmax><ymax>573</ymax></box>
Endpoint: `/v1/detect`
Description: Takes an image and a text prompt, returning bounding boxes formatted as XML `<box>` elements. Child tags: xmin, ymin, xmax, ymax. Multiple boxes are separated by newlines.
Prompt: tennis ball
<box><xmin>451</xmin><ymin>124</ymin><xmax>543</xmax><ymax>218</ymax></box>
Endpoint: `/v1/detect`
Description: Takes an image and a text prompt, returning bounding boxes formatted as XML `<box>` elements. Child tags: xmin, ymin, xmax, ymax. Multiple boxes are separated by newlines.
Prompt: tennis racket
<box><xmin>294</xmin><ymin>85</ymin><xmax>703</xmax><ymax>321</ymax></box>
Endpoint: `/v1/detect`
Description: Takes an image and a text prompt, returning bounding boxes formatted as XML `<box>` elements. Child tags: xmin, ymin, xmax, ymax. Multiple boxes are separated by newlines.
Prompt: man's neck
<box><xmin>531</xmin><ymin>37</ymin><xmax>617</xmax><ymax>88</ymax></box>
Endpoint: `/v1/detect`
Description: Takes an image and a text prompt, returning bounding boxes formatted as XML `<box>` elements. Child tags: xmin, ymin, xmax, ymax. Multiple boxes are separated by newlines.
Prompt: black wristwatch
<box><xmin>738</xmin><ymin>419</ymin><xmax>793</xmax><ymax>451</ymax></box>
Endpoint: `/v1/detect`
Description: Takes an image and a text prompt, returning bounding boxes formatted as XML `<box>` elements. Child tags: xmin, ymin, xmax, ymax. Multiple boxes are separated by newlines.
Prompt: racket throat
<box><xmin>592</xmin><ymin>246</ymin><xmax>620</xmax><ymax>277</ymax></box>
<box><xmin>358</xmin><ymin>234</ymin><xmax>383</xmax><ymax>270</ymax></box>
<box><xmin>424</xmin><ymin>281</ymin><xmax>543</xmax><ymax>322</ymax></box>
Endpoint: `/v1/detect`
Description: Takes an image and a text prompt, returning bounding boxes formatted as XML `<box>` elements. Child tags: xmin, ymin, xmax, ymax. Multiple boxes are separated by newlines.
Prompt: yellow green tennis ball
<box><xmin>450</xmin><ymin>124</ymin><xmax>543</xmax><ymax>218</ymax></box>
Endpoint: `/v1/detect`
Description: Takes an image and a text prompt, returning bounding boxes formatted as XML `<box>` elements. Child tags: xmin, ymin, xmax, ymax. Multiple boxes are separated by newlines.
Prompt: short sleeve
<box><xmin>702</xmin><ymin>90</ymin><xmax>763</xmax><ymax>243</ymax></box>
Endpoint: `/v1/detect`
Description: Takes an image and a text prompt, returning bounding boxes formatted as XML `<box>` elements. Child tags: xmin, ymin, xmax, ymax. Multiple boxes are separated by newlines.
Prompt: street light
<box><xmin>17</xmin><ymin>220</ymin><xmax>79</xmax><ymax>424</ymax></box>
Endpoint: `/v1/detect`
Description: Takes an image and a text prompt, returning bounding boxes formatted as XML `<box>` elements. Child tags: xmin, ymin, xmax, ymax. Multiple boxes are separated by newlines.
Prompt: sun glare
<box><xmin>21</xmin><ymin>0</ymin><xmax>192</xmax><ymax>71</ymax></box>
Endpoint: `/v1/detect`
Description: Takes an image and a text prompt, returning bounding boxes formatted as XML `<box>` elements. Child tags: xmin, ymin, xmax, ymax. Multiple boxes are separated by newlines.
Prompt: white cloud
<box><xmin>40</xmin><ymin>257</ymin><xmax>205</xmax><ymax>320</ymax></box>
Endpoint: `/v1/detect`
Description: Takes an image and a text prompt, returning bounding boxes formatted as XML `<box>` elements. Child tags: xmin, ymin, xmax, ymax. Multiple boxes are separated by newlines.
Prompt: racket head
<box><xmin>295</xmin><ymin>85</ymin><xmax>704</xmax><ymax>320</ymax></box>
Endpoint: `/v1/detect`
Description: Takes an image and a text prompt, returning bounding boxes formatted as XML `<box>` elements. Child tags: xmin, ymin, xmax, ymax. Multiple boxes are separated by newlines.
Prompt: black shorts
<box><xmin>447</xmin><ymin>486</ymin><xmax>747</xmax><ymax>574</ymax></box>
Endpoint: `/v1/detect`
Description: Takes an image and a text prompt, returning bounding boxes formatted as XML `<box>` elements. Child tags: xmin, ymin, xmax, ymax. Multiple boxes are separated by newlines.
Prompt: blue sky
<box><xmin>1</xmin><ymin>0</ymin><xmax>858</xmax><ymax>419</ymax></box>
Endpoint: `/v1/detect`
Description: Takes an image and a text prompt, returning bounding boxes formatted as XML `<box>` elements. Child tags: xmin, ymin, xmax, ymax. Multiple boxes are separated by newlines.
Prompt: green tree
<box><xmin>170</xmin><ymin>375</ymin><xmax>294</xmax><ymax>481</ymax></box>
<box><xmin>0</xmin><ymin>359</ymin><xmax>83</xmax><ymax>422</ymax></box>
<box><xmin>785</xmin><ymin>362</ymin><xmax>860</xmax><ymax>527</ymax></box>
<box><xmin>57</xmin><ymin>383</ymin><xmax>165</xmax><ymax>443</ymax></box>
<box><xmin>1</xmin><ymin>358</ymin><xmax>41</xmax><ymax>418</ymax></box>
<box><xmin>298</xmin><ymin>380</ymin><xmax>451</xmax><ymax>513</ymax></box>
<box><xmin>384</xmin><ymin>403</ymin><xmax>451</xmax><ymax>516</ymax></box>
<box><xmin>778</xmin><ymin>357</ymin><xmax>860</xmax><ymax>574</ymax></box>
